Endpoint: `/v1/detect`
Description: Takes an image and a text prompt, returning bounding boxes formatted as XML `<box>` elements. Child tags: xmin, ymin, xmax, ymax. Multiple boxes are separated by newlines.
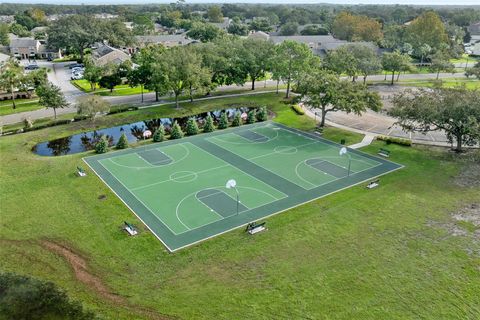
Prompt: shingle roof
<box><xmin>135</xmin><ymin>35</ymin><xmax>193</xmax><ymax>44</ymax></box>
<box><xmin>10</xmin><ymin>37</ymin><xmax>39</xmax><ymax>48</ymax></box>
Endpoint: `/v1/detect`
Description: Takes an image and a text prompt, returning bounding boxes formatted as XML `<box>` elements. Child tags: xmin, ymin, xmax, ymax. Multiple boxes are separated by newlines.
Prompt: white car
<box><xmin>71</xmin><ymin>71</ymin><xmax>84</xmax><ymax>80</ymax></box>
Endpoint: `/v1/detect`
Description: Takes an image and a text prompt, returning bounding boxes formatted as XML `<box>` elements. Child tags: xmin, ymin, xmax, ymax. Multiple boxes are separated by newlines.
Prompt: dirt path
<box><xmin>40</xmin><ymin>240</ymin><xmax>173</xmax><ymax>320</ymax></box>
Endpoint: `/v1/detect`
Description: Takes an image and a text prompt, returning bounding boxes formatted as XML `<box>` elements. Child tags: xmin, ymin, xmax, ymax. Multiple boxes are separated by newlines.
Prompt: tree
<box><xmin>280</xmin><ymin>22</ymin><xmax>299</xmax><ymax>36</ymax></box>
<box><xmin>185</xmin><ymin>117</ymin><xmax>199</xmax><ymax>135</ymax></box>
<box><xmin>187</xmin><ymin>23</ymin><xmax>225</xmax><ymax>43</ymax></box>
<box><xmin>36</xmin><ymin>82</ymin><xmax>68</xmax><ymax>119</ymax></box>
<box><xmin>465</xmin><ymin>62</ymin><xmax>480</xmax><ymax>80</ymax></box>
<box><xmin>381</xmin><ymin>51</ymin><xmax>412</xmax><ymax>85</ymax></box>
<box><xmin>116</xmin><ymin>133</ymin><xmax>129</xmax><ymax>149</ymax></box>
<box><xmin>232</xmin><ymin>112</ymin><xmax>241</xmax><ymax>127</ymax></box>
<box><xmin>429</xmin><ymin>52</ymin><xmax>455</xmax><ymax>79</ymax></box>
<box><xmin>297</xmin><ymin>68</ymin><xmax>381</xmax><ymax>127</ymax></box>
<box><xmin>218</xmin><ymin>112</ymin><xmax>228</xmax><ymax>129</ymax></box>
<box><xmin>170</xmin><ymin>121</ymin><xmax>184</xmax><ymax>139</ymax></box>
<box><xmin>0</xmin><ymin>58</ymin><xmax>24</xmax><ymax>109</ymax></box>
<box><xmin>240</xmin><ymin>38</ymin><xmax>275</xmax><ymax>90</ymax></box>
<box><xmin>0</xmin><ymin>273</ymin><xmax>94</xmax><ymax>320</ymax></box>
<box><xmin>227</xmin><ymin>22</ymin><xmax>249</xmax><ymax>36</ymax></box>
<box><xmin>0</xmin><ymin>23</ymin><xmax>9</xmax><ymax>46</ymax></box>
<box><xmin>76</xmin><ymin>95</ymin><xmax>110</xmax><ymax>121</ymax></box>
<box><xmin>156</xmin><ymin>46</ymin><xmax>212</xmax><ymax>108</ymax></box>
<box><xmin>324</xmin><ymin>47</ymin><xmax>358</xmax><ymax>80</ymax></box>
<box><xmin>246</xmin><ymin>109</ymin><xmax>256</xmax><ymax>124</ymax></box>
<box><xmin>415</xmin><ymin>44</ymin><xmax>432</xmax><ymax>65</ymax></box>
<box><xmin>273</xmin><ymin>40</ymin><xmax>313</xmax><ymax>98</ymax></box>
<box><xmin>207</xmin><ymin>5</ymin><xmax>223</xmax><ymax>23</ymax></box>
<box><xmin>390</xmin><ymin>87</ymin><xmax>480</xmax><ymax>152</ymax></box>
<box><xmin>9</xmin><ymin>23</ymin><xmax>31</xmax><ymax>37</ymax></box>
<box><xmin>153</xmin><ymin>124</ymin><xmax>165</xmax><ymax>142</ymax></box>
<box><xmin>131</xmin><ymin>45</ymin><xmax>166</xmax><ymax>102</ymax></box>
<box><xmin>248</xmin><ymin>17</ymin><xmax>273</xmax><ymax>32</ymax></box>
<box><xmin>82</xmin><ymin>57</ymin><xmax>103</xmax><ymax>91</ymax></box>
<box><xmin>48</xmin><ymin>15</ymin><xmax>101</xmax><ymax>60</ymax></box>
<box><xmin>99</xmin><ymin>74</ymin><xmax>122</xmax><ymax>93</ymax></box>
<box><xmin>203</xmin><ymin>114</ymin><xmax>215</xmax><ymax>132</ymax></box>
<box><xmin>127</xmin><ymin>66</ymin><xmax>150</xmax><ymax>103</ymax></box>
<box><xmin>256</xmin><ymin>107</ymin><xmax>268</xmax><ymax>122</ymax></box>
<box><xmin>332</xmin><ymin>12</ymin><xmax>383</xmax><ymax>42</ymax></box>
<box><xmin>95</xmin><ymin>135</ymin><xmax>109</xmax><ymax>154</ymax></box>
<box><xmin>48</xmin><ymin>15</ymin><xmax>133</xmax><ymax>60</ymax></box>
<box><xmin>405</xmin><ymin>11</ymin><xmax>449</xmax><ymax>54</ymax></box>
<box><xmin>300</xmin><ymin>25</ymin><xmax>329</xmax><ymax>35</ymax></box>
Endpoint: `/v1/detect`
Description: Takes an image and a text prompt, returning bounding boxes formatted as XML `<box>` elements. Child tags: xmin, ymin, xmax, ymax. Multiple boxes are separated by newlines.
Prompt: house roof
<box><xmin>91</xmin><ymin>44</ymin><xmax>131</xmax><ymax>67</ymax></box>
<box><xmin>31</xmin><ymin>26</ymin><xmax>48</xmax><ymax>33</ymax></box>
<box><xmin>135</xmin><ymin>35</ymin><xmax>194</xmax><ymax>44</ymax></box>
<box><xmin>10</xmin><ymin>37</ymin><xmax>39</xmax><ymax>48</ymax></box>
<box><xmin>0</xmin><ymin>52</ymin><xmax>10</xmax><ymax>64</ymax></box>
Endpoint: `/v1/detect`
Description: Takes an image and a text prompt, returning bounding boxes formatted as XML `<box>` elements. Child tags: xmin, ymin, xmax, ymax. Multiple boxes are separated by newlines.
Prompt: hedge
<box><xmin>291</xmin><ymin>104</ymin><xmax>305</xmax><ymax>115</ymax></box>
<box><xmin>376</xmin><ymin>135</ymin><xmax>412</xmax><ymax>146</ymax></box>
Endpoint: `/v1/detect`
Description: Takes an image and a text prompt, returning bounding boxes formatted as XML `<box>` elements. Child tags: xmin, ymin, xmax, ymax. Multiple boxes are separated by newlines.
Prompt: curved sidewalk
<box><xmin>304</xmin><ymin>108</ymin><xmax>455</xmax><ymax>148</ymax></box>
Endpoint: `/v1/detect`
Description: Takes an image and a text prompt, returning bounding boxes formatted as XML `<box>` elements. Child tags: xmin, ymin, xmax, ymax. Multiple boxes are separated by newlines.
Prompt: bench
<box><xmin>366</xmin><ymin>179</ymin><xmax>380</xmax><ymax>189</ymax></box>
<box><xmin>76</xmin><ymin>166</ymin><xmax>87</xmax><ymax>177</ymax></box>
<box><xmin>124</xmin><ymin>221</ymin><xmax>138</xmax><ymax>236</ymax></box>
<box><xmin>245</xmin><ymin>222</ymin><xmax>266</xmax><ymax>235</ymax></box>
<box><xmin>378</xmin><ymin>148</ymin><xmax>390</xmax><ymax>157</ymax></box>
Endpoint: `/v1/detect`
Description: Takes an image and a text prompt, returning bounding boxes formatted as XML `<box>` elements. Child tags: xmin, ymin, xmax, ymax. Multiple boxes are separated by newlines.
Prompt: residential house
<box><xmin>0</xmin><ymin>52</ymin><xmax>9</xmax><ymax>64</ymax></box>
<box><xmin>210</xmin><ymin>17</ymin><xmax>231</xmax><ymax>30</ymax></box>
<box><xmin>91</xmin><ymin>43</ymin><xmax>131</xmax><ymax>67</ymax></box>
<box><xmin>468</xmin><ymin>22</ymin><xmax>480</xmax><ymax>35</ymax></box>
<box><xmin>129</xmin><ymin>34</ymin><xmax>196</xmax><ymax>52</ymax></box>
<box><xmin>248</xmin><ymin>32</ymin><xmax>378</xmax><ymax>57</ymax></box>
<box><xmin>93</xmin><ymin>13</ymin><xmax>119</xmax><ymax>19</ymax></box>
<box><xmin>0</xmin><ymin>15</ymin><xmax>14</xmax><ymax>23</ymax></box>
<box><xmin>9</xmin><ymin>37</ymin><xmax>61</xmax><ymax>60</ymax></box>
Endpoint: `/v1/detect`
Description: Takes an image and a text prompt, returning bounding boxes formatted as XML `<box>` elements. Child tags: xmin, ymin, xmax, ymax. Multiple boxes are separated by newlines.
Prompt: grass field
<box><xmin>85</xmin><ymin>122</ymin><xmax>400</xmax><ymax>251</ymax></box>
<box><xmin>1</xmin><ymin>93</ymin><xmax>479</xmax><ymax>319</ymax></box>
<box><xmin>71</xmin><ymin>79</ymin><xmax>152</xmax><ymax>96</ymax></box>
<box><xmin>397</xmin><ymin>78</ymin><xmax>480</xmax><ymax>90</ymax></box>
<box><xmin>0</xmin><ymin>98</ymin><xmax>42</xmax><ymax>116</ymax></box>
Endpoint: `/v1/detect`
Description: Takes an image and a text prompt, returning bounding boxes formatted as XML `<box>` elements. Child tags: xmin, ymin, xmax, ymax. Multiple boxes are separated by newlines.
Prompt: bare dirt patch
<box><xmin>427</xmin><ymin>204</ymin><xmax>480</xmax><ymax>241</ymax></box>
<box><xmin>40</xmin><ymin>239</ymin><xmax>172</xmax><ymax>320</ymax></box>
<box><xmin>454</xmin><ymin>161</ymin><xmax>480</xmax><ymax>188</ymax></box>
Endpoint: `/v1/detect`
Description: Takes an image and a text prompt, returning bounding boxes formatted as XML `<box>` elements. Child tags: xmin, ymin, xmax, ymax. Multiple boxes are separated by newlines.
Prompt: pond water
<box><xmin>33</xmin><ymin>107</ymin><xmax>252</xmax><ymax>156</ymax></box>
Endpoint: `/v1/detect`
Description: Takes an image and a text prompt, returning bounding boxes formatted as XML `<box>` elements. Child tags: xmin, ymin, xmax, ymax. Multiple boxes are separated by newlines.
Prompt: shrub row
<box><xmin>291</xmin><ymin>104</ymin><xmax>305</xmax><ymax>115</ymax></box>
<box><xmin>376</xmin><ymin>135</ymin><xmax>412</xmax><ymax>146</ymax></box>
<box><xmin>107</xmin><ymin>105</ymin><xmax>139</xmax><ymax>115</ymax></box>
<box><xmin>95</xmin><ymin>107</ymin><xmax>268</xmax><ymax>154</ymax></box>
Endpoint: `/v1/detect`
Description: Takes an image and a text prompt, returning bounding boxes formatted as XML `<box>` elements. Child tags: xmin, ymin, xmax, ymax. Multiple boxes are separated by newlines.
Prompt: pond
<box><xmin>33</xmin><ymin>107</ymin><xmax>253</xmax><ymax>156</ymax></box>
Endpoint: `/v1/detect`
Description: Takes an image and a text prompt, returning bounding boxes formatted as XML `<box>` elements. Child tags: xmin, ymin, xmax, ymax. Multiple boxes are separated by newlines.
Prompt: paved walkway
<box><xmin>349</xmin><ymin>134</ymin><xmax>376</xmax><ymax>149</ymax></box>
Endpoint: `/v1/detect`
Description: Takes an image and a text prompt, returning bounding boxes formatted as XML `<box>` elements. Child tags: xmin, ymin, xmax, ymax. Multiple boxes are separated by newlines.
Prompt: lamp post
<box><xmin>339</xmin><ymin>147</ymin><xmax>351</xmax><ymax>177</ymax></box>
<box><xmin>226</xmin><ymin>179</ymin><xmax>239</xmax><ymax>215</ymax></box>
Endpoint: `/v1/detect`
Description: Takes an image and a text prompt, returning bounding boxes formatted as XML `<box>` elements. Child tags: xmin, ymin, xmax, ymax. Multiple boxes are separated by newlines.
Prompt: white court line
<box><xmin>97</xmin><ymin>159</ymin><xmax>183</xmax><ymax>236</ymax></box>
<box><xmin>175</xmin><ymin>185</ymin><xmax>284</xmax><ymax>234</ymax></box>
<box><xmin>108</xmin><ymin>143</ymin><xmax>190</xmax><ymax>170</ymax></box>
<box><xmin>210</xmin><ymin>124</ymin><xmax>279</xmax><ymax>145</ymax></box>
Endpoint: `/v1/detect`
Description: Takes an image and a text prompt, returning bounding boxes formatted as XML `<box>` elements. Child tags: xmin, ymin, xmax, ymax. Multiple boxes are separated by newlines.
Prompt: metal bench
<box><xmin>245</xmin><ymin>222</ymin><xmax>266</xmax><ymax>235</ymax></box>
<box><xmin>378</xmin><ymin>148</ymin><xmax>391</xmax><ymax>158</ymax></box>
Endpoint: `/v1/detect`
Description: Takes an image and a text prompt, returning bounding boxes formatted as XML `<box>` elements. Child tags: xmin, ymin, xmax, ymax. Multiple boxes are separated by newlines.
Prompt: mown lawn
<box><xmin>0</xmin><ymin>98</ymin><xmax>42</xmax><ymax>116</ymax></box>
<box><xmin>71</xmin><ymin>79</ymin><xmax>151</xmax><ymax>96</ymax></box>
<box><xmin>397</xmin><ymin>78</ymin><xmax>480</xmax><ymax>90</ymax></box>
<box><xmin>0</xmin><ymin>93</ymin><xmax>479</xmax><ymax>319</ymax></box>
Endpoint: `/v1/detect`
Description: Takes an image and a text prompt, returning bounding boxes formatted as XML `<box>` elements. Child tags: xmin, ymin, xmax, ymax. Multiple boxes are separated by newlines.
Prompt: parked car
<box><xmin>47</xmin><ymin>56</ymin><xmax>53</xmax><ymax>62</ymax></box>
<box><xmin>25</xmin><ymin>64</ymin><xmax>39</xmax><ymax>70</ymax></box>
<box><xmin>68</xmin><ymin>63</ymin><xmax>84</xmax><ymax>69</ymax></box>
<box><xmin>71</xmin><ymin>67</ymin><xmax>84</xmax><ymax>73</ymax></box>
<box><xmin>71</xmin><ymin>71</ymin><xmax>84</xmax><ymax>80</ymax></box>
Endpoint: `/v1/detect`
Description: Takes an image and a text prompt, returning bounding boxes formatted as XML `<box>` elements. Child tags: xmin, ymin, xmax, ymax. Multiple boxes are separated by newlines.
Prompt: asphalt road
<box><xmin>0</xmin><ymin>62</ymin><xmax>471</xmax><ymax>126</ymax></box>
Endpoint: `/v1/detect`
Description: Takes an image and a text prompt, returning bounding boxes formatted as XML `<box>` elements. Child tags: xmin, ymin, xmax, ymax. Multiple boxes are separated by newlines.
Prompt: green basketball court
<box><xmin>84</xmin><ymin>122</ymin><xmax>403</xmax><ymax>252</ymax></box>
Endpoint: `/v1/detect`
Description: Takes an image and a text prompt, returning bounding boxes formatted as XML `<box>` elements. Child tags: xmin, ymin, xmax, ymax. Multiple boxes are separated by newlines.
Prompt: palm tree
<box><xmin>0</xmin><ymin>58</ymin><xmax>24</xmax><ymax>109</ymax></box>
